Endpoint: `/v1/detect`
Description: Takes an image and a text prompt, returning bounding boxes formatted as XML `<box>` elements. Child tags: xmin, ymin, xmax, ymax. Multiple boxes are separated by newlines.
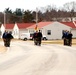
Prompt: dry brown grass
<box><xmin>12</xmin><ymin>38</ymin><xmax>76</xmax><ymax>45</ymax></box>
<box><xmin>42</xmin><ymin>39</ymin><xmax>76</xmax><ymax>45</ymax></box>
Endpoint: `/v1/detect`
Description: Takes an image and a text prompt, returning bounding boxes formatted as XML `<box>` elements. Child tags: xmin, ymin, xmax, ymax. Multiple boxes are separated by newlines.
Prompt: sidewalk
<box><xmin>0</xmin><ymin>45</ymin><xmax>7</xmax><ymax>53</ymax></box>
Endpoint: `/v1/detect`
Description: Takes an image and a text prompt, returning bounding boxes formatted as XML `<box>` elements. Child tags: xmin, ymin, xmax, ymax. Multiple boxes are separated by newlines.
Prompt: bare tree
<box><xmin>63</xmin><ymin>1</ymin><xmax>76</xmax><ymax>21</ymax></box>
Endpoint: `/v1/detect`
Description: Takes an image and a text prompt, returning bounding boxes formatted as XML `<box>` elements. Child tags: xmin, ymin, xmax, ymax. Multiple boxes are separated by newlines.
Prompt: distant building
<box><xmin>0</xmin><ymin>21</ymin><xmax>76</xmax><ymax>39</ymax></box>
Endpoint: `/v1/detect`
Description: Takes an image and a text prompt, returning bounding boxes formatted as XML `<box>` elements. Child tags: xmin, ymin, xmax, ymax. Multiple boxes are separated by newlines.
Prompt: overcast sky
<box><xmin>0</xmin><ymin>0</ymin><xmax>76</xmax><ymax>12</ymax></box>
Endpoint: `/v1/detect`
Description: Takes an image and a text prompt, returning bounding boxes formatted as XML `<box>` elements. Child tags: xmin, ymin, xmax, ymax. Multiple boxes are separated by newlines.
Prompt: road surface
<box><xmin>0</xmin><ymin>41</ymin><xmax>76</xmax><ymax>75</ymax></box>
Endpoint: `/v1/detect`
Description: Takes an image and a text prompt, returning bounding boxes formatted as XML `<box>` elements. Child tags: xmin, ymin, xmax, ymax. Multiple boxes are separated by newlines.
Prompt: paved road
<box><xmin>0</xmin><ymin>41</ymin><xmax>76</xmax><ymax>75</ymax></box>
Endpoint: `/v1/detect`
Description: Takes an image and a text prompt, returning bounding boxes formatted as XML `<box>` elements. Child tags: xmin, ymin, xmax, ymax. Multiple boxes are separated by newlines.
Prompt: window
<box><xmin>47</xmin><ymin>30</ymin><xmax>51</xmax><ymax>35</ymax></box>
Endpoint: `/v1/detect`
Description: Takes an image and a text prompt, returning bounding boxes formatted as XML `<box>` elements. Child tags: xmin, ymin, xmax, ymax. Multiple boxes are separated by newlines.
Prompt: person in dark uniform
<box><xmin>67</xmin><ymin>31</ymin><xmax>73</xmax><ymax>46</ymax></box>
<box><xmin>62</xmin><ymin>30</ymin><xmax>68</xmax><ymax>45</ymax></box>
<box><xmin>6</xmin><ymin>31</ymin><xmax>13</xmax><ymax>47</ymax></box>
<box><xmin>33</xmin><ymin>31</ymin><xmax>38</xmax><ymax>45</ymax></box>
<box><xmin>2</xmin><ymin>30</ymin><xmax>8</xmax><ymax>47</ymax></box>
<box><xmin>2</xmin><ymin>31</ymin><xmax>13</xmax><ymax>47</ymax></box>
<box><xmin>37</xmin><ymin>30</ymin><xmax>42</xmax><ymax>46</ymax></box>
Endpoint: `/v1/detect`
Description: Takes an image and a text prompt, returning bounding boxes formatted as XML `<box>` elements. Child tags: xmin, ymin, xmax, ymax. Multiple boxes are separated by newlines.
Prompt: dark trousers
<box><xmin>3</xmin><ymin>38</ymin><xmax>11</xmax><ymax>47</ymax></box>
<box><xmin>64</xmin><ymin>38</ymin><xmax>68</xmax><ymax>45</ymax></box>
<box><xmin>34</xmin><ymin>37</ymin><xmax>42</xmax><ymax>45</ymax></box>
<box><xmin>68</xmin><ymin>39</ymin><xmax>72</xmax><ymax>46</ymax></box>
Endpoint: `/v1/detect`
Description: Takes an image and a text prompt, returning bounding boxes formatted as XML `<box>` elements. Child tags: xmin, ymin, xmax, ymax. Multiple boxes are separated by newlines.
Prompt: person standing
<box><xmin>38</xmin><ymin>30</ymin><xmax>42</xmax><ymax>46</ymax></box>
<box><xmin>6</xmin><ymin>31</ymin><xmax>13</xmax><ymax>47</ymax></box>
<box><xmin>67</xmin><ymin>31</ymin><xmax>73</xmax><ymax>46</ymax></box>
<box><xmin>2</xmin><ymin>30</ymin><xmax>8</xmax><ymax>47</ymax></box>
<box><xmin>33</xmin><ymin>31</ymin><xmax>38</xmax><ymax>45</ymax></box>
<box><xmin>2</xmin><ymin>31</ymin><xmax>13</xmax><ymax>47</ymax></box>
<box><xmin>62</xmin><ymin>30</ymin><xmax>68</xmax><ymax>45</ymax></box>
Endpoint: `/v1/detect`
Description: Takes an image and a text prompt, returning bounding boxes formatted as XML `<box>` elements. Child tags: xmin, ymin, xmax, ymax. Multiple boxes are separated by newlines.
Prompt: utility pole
<box><xmin>36</xmin><ymin>8</ymin><xmax>38</xmax><ymax>25</ymax></box>
<box><xmin>35</xmin><ymin>8</ymin><xmax>38</xmax><ymax>31</ymax></box>
<box><xmin>4</xmin><ymin>12</ymin><xmax>6</xmax><ymax>30</ymax></box>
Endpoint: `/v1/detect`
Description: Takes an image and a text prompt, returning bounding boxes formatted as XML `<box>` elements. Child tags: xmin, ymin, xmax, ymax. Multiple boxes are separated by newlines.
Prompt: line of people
<box><xmin>2</xmin><ymin>30</ymin><xmax>14</xmax><ymax>47</ymax></box>
<box><xmin>62</xmin><ymin>30</ymin><xmax>73</xmax><ymax>46</ymax></box>
<box><xmin>33</xmin><ymin>30</ymin><xmax>42</xmax><ymax>46</ymax></box>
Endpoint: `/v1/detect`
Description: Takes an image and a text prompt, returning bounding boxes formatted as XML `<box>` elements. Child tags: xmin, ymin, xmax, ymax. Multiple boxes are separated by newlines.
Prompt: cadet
<box><xmin>6</xmin><ymin>31</ymin><xmax>13</xmax><ymax>47</ymax></box>
<box><xmin>67</xmin><ymin>31</ymin><xmax>73</xmax><ymax>46</ymax></box>
<box><xmin>2</xmin><ymin>30</ymin><xmax>8</xmax><ymax>47</ymax></box>
<box><xmin>33</xmin><ymin>30</ymin><xmax>38</xmax><ymax>45</ymax></box>
<box><xmin>37</xmin><ymin>30</ymin><xmax>42</xmax><ymax>46</ymax></box>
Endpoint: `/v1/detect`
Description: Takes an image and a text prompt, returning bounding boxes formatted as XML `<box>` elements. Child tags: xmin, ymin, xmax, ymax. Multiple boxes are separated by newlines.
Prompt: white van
<box><xmin>20</xmin><ymin>33</ymin><xmax>33</xmax><ymax>41</ymax></box>
<box><xmin>42</xmin><ymin>35</ymin><xmax>47</xmax><ymax>40</ymax></box>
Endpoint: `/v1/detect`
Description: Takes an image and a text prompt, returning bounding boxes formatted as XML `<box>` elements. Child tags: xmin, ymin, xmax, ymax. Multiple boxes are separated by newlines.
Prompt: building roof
<box><xmin>60</xmin><ymin>21</ymin><xmax>76</xmax><ymax>28</ymax></box>
<box><xmin>4</xmin><ymin>21</ymin><xmax>76</xmax><ymax>30</ymax></box>
<box><xmin>27</xmin><ymin>22</ymin><xmax>52</xmax><ymax>29</ymax></box>
<box><xmin>17</xmin><ymin>23</ymin><xmax>35</xmax><ymax>29</ymax></box>
<box><xmin>5</xmin><ymin>24</ymin><xmax>14</xmax><ymax>29</ymax></box>
<box><xmin>4</xmin><ymin>23</ymin><xmax>35</xmax><ymax>29</ymax></box>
